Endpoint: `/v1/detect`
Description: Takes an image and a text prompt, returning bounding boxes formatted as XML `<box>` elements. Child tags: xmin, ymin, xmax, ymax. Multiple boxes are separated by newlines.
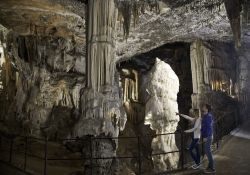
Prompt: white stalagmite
<box><xmin>144</xmin><ymin>58</ymin><xmax>179</xmax><ymax>172</ymax></box>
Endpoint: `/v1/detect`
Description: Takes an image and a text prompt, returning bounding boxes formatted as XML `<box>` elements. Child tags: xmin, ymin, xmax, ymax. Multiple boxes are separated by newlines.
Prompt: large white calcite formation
<box><xmin>144</xmin><ymin>58</ymin><xmax>179</xmax><ymax>172</ymax></box>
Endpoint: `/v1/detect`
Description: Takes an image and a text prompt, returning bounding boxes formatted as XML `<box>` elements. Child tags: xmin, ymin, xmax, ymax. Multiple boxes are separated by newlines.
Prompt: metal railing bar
<box><xmin>47</xmin><ymin>158</ymin><xmax>84</xmax><ymax>161</ymax></box>
<box><xmin>0</xmin><ymin>118</ymin><xmax>239</xmax><ymax>175</ymax></box>
<box><xmin>24</xmin><ymin>137</ymin><xmax>28</xmax><ymax>170</ymax></box>
<box><xmin>44</xmin><ymin>136</ymin><xmax>48</xmax><ymax>175</ymax></box>
<box><xmin>151</xmin><ymin>150</ymin><xmax>180</xmax><ymax>156</ymax></box>
<box><xmin>0</xmin><ymin>132</ymin><xmax>183</xmax><ymax>142</ymax></box>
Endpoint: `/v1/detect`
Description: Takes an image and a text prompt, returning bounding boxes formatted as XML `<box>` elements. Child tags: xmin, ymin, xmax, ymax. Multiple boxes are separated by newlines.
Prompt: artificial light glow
<box><xmin>210</xmin><ymin>79</ymin><xmax>234</xmax><ymax>96</ymax></box>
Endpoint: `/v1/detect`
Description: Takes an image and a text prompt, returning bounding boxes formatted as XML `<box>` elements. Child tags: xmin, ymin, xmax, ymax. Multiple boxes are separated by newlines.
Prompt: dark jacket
<box><xmin>201</xmin><ymin>112</ymin><xmax>213</xmax><ymax>138</ymax></box>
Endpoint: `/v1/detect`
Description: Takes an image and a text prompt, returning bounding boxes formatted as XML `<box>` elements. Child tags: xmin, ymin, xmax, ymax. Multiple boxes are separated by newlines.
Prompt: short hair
<box><xmin>205</xmin><ymin>104</ymin><xmax>212</xmax><ymax>112</ymax></box>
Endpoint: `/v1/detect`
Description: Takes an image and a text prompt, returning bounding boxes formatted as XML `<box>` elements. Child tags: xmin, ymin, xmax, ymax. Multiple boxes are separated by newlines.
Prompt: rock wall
<box><xmin>190</xmin><ymin>40</ymin><xmax>239</xmax><ymax>137</ymax></box>
<box><xmin>238</xmin><ymin>42</ymin><xmax>250</xmax><ymax>122</ymax></box>
<box><xmin>0</xmin><ymin>31</ymin><xmax>85</xmax><ymax>138</ymax></box>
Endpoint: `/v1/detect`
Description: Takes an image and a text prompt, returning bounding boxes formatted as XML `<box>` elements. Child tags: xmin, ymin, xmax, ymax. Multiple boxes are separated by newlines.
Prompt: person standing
<box><xmin>176</xmin><ymin>109</ymin><xmax>201</xmax><ymax>169</ymax></box>
<box><xmin>201</xmin><ymin>104</ymin><xmax>215</xmax><ymax>173</ymax></box>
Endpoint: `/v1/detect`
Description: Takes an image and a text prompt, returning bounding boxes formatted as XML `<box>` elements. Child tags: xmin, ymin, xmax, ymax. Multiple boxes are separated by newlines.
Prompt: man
<box><xmin>201</xmin><ymin>104</ymin><xmax>215</xmax><ymax>173</ymax></box>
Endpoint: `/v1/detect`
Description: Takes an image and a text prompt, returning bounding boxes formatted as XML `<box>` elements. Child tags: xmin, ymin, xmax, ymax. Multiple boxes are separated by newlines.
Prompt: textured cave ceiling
<box><xmin>0</xmin><ymin>0</ymin><xmax>249</xmax><ymax>60</ymax></box>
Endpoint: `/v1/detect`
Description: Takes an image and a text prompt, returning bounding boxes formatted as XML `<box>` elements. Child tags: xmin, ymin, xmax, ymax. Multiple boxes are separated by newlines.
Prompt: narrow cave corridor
<box><xmin>0</xmin><ymin>0</ymin><xmax>250</xmax><ymax>175</ymax></box>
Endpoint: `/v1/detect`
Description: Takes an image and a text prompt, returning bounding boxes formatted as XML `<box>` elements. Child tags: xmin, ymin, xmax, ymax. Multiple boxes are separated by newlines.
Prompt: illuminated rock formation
<box><xmin>144</xmin><ymin>58</ymin><xmax>179</xmax><ymax>172</ymax></box>
<box><xmin>72</xmin><ymin>1</ymin><xmax>125</xmax><ymax>174</ymax></box>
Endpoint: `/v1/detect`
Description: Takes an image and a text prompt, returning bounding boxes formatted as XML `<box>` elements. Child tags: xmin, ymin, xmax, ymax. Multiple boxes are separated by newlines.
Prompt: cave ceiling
<box><xmin>0</xmin><ymin>0</ymin><xmax>249</xmax><ymax>60</ymax></box>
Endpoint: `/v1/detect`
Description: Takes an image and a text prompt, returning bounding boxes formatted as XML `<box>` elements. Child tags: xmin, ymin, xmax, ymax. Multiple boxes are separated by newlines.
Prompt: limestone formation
<box><xmin>190</xmin><ymin>40</ymin><xmax>239</xmax><ymax>138</ymax></box>
<box><xmin>1</xmin><ymin>1</ymin><xmax>250</xmax><ymax>175</ymax></box>
<box><xmin>144</xmin><ymin>58</ymin><xmax>179</xmax><ymax>172</ymax></box>
<box><xmin>0</xmin><ymin>32</ymin><xmax>85</xmax><ymax>138</ymax></box>
<box><xmin>72</xmin><ymin>1</ymin><xmax>124</xmax><ymax>174</ymax></box>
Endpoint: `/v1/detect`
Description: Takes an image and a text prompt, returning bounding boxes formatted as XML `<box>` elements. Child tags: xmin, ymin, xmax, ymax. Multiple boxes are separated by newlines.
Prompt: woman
<box><xmin>176</xmin><ymin>109</ymin><xmax>201</xmax><ymax>169</ymax></box>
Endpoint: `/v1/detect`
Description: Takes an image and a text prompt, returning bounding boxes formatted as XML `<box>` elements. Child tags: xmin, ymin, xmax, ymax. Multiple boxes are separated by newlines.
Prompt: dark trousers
<box><xmin>205</xmin><ymin>137</ymin><xmax>214</xmax><ymax>169</ymax></box>
<box><xmin>189</xmin><ymin>138</ymin><xmax>200</xmax><ymax>165</ymax></box>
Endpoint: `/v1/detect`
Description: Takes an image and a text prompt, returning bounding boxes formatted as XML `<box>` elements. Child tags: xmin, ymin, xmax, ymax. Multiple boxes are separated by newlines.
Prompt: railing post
<box><xmin>180</xmin><ymin>132</ymin><xmax>184</xmax><ymax>170</ymax></box>
<box><xmin>0</xmin><ymin>135</ymin><xmax>2</xmax><ymax>150</ymax></box>
<box><xmin>9</xmin><ymin>137</ymin><xmax>14</xmax><ymax>163</ymax></box>
<box><xmin>90</xmin><ymin>136</ymin><xmax>93</xmax><ymax>175</ymax></box>
<box><xmin>44</xmin><ymin>136</ymin><xmax>48</xmax><ymax>175</ymax></box>
<box><xmin>24</xmin><ymin>137</ymin><xmax>28</xmax><ymax>170</ymax></box>
<box><xmin>137</xmin><ymin>136</ymin><xmax>142</xmax><ymax>175</ymax></box>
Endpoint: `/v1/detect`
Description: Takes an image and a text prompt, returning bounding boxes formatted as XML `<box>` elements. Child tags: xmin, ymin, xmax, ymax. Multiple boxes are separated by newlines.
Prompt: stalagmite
<box><xmin>144</xmin><ymin>58</ymin><xmax>179</xmax><ymax>172</ymax></box>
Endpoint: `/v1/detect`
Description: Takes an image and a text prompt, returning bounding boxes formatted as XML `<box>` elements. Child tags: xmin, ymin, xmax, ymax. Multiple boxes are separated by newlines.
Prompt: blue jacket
<box><xmin>201</xmin><ymin>112</ymin><xmax>213</xmax><ymax>138</ymax></box>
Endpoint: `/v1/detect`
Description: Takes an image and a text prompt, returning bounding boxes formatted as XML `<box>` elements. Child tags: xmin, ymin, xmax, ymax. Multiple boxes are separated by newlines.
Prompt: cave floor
<box><xmin>169</xmin><ymin>120</ymin><xmax>250</xmax><ymax>175</ymax></box>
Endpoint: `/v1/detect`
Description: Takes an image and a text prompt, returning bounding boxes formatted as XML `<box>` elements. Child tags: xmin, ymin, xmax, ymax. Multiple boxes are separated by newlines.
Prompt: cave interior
<box><xmin>0</xmin><ymin>0</ymin><xmax>249</xmax><ymax>175</ymax></box>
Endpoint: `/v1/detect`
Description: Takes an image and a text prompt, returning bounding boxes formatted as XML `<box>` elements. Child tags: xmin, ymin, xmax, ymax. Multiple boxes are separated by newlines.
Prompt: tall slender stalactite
<box><xmin>224</xmin><ymin>0</ymin><xmax>242</xmax><ymax>48</ymax></box>
<box><xmin>87</xmin><ymin>0</ymin><xmax>117</xmax><ymax>91</ymax></box>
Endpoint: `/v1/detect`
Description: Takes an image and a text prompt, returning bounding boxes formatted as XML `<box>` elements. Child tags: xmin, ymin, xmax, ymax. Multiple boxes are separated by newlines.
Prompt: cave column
<box><xmin>87</xmin><ymin>0</ymin><xmax>117</xmax><ymax>90</ymax></box>
<box><xmin>73</xmin><ymin>0</ymin><xmax>123</xmax><ymax>174</ymax></box>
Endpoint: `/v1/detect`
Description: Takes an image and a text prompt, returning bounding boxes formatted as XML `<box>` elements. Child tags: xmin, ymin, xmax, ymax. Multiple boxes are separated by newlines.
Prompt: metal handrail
<box><xmin>0</xmin><ymin>131</ymin><xmax>186</xmax><ymax>175</ymax></box>
<box><xmin>0</xmin><ymin>117</ymin><xmax>239</xmax><ymax>175</ymax></box>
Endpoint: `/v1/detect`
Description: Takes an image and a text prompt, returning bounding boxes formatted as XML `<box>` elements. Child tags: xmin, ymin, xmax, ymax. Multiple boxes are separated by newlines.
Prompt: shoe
<box><xmin>204</xmin><ymin>168</ymin><xmax>216</xmax><ymax>174</ymax></box>
<box><xmin>191</xmin><ymin>163</ymin><xmax>201</xmax><ymax>169</ymax></box>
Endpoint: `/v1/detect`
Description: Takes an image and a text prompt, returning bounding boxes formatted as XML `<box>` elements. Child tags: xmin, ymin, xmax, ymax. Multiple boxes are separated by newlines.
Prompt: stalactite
<box><xmin>87</xmin><ymin>0</ymin><xmax>117</xmax><ymax>91</ymax></box>
<box><xmin>121</xmin><ymin>69</ymin><xmax>138</xmax><ymax>103</ymax></box>
<box><xmin>117</xmin><ymin>0</ymin><xmax>160</xmax><ymax>39</ymax></box>
<box><xmin>224</xmin><ymin>0</ymin><xmax>242</xmax><ymax>48</ymax></box>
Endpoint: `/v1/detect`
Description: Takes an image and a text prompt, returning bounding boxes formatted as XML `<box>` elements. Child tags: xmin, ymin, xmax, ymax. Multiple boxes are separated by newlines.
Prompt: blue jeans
<box><xmin>189</xmin><ymin>138</ymin><xmax>200</xmax><ymax>165</ymax></box>
<box><xmin>204</xmin><ymin>137</ymin><xmax>214</xmax><ymax>169</ymax></box>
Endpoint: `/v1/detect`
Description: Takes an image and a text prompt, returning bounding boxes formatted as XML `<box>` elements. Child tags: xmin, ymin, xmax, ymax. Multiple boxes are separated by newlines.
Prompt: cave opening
<box><xmin>116</xmin><ymin>42</ymin><xmax>193</xmax><ymax>173</ymax></box>
<box><xmin>17</xmin><ymin>36</ymin><xmax>29</xmax><ymax>62</ymax></box>
<box><xmin>118</xmin><ymin>42</ymin><xmax>192</xmax><ymax>130</ymax></box>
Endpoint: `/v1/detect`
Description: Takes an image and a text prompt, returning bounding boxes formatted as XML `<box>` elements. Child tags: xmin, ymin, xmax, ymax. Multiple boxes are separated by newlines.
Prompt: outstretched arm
<box><xmin>176</xmin><ymin>112</ymin><xmax>195</xmax><ymax>122</ymax></box>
